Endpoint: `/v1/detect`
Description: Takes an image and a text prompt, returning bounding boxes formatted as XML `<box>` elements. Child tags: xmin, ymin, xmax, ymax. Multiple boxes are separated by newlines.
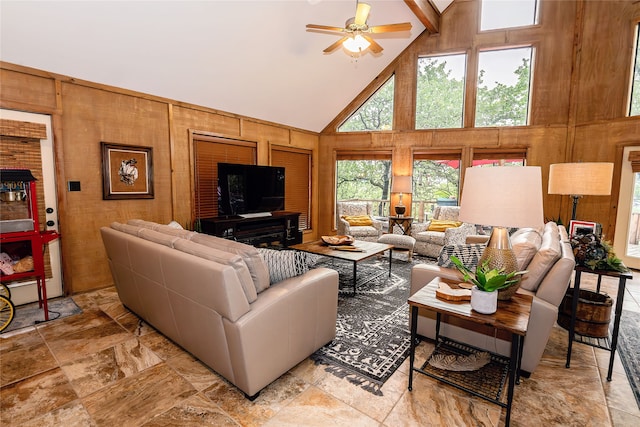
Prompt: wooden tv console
<box><xmin>199</xmin><ymin>211</ymin><xmax>302</xmax><ymax>247</ymax></box>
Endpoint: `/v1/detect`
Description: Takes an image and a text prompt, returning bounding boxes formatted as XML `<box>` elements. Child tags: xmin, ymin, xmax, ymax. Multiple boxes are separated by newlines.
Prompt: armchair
<box><xmin>412</xmin><ymin>206</ymin><xmax>476</xmax><ymax>258</ymax></box>
<box><xmin>336</xmin><ymin>201</ymin><xmax>383</xmax><ymax>242</ymax></box>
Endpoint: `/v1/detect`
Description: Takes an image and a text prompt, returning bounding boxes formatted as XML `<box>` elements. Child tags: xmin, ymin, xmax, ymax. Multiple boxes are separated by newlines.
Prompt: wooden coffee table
<box><xmin>290</xmin><ymin>239</ymin><xmax>393</xmax><ymax>295</ymax></box>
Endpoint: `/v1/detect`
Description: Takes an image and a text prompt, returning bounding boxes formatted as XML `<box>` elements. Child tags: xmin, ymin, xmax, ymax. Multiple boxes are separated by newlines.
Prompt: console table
<box><xmin>199</xmin><ymin>211</ymin><xmax>302</xmax><ymax>247</ymax></box>
<box><xmin>565</xmin><ymin>266</ymin><xmax>632</xmax><ymax>381</ymax></box>
<box><xmin>408</xmin><ymin>278</ymin><xmax>532</xmax><ymax>427</ymax></box>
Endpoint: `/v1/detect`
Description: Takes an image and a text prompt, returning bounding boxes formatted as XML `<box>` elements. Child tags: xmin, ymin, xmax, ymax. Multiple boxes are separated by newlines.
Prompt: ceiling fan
<box><xmin>306</xmin><ymin>1</ymin><xmax>412</xmax><ymax>55</ymax></box>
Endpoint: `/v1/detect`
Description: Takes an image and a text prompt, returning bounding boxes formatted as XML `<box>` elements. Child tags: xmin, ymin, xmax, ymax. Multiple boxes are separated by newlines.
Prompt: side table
<box><xmin>565</xmin><ymin>266</ymin><xmax>632</xmax><ymax>381</ymax></box>
<box><xmin>408</xmin><ymin>277</ymin><xmax>532</xmax><ymax>427</ymax></box>
<box><xmin>388</xmin><ymin>216</ymin><xmax>413</xmax><ymax>235</ymax></box>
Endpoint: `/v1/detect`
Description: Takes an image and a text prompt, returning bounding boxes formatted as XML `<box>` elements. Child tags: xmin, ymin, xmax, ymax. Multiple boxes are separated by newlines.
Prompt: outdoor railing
<box><xmin>337</xmin><ymin>198</ymin><xmax>449</xmax><ymax>223</ymax></box>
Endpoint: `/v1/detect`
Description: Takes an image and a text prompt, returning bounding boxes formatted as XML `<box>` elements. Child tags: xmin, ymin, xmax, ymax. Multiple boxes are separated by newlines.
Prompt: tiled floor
<box><xmin>1</xmin><ymin>272</ymin><xmax>639</xmax><ymax>426</ymax></box>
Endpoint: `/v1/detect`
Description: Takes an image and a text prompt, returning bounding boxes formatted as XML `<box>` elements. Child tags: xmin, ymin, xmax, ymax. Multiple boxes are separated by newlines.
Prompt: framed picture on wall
<box><xmin>569</xmin><ymin>220</ymin><xmax>602</xmax><ymax>238</ymax></box>
<box><xmin>101</xmin><ymin>142</ymin><xmax>154</xmax><ymax>200</ymax></box>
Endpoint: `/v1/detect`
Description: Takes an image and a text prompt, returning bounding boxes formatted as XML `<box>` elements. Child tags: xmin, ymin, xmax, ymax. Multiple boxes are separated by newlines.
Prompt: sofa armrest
<box><xmin>520</xmin><ymin>295</ymin><xmax>559</xmax><ymax>374</ymax></box>
<box><xmin>222</xmin><ymin>267</ymin><xmax>339</xmax><ymax>396</ymax></box>
<box><xmin>337</xmin><ymin>217</ymin><xmax>351</xmax><ymax>235</ymax></box>
<box><xmin>443</xmin><ymin>222</ymin><xmax>476</xmax><ymax>245</ymax></box>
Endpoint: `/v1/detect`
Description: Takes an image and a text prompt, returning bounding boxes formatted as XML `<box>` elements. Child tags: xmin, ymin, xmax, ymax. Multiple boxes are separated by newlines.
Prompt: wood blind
<box><xmin>271</xmin><ymin>147</ymin><xmax>312</xmax><ymax>230</ymax></box>
<box><xmin>472</xmin><ymin>148</ymin><xmax>528</xmax><ymax>162</ymax></box>
<box><xmin>413</xmin><ymin>150</ymin><xmax>462</xmax><ymax>161</ymax></box>
<box><xmin>629</xmin><ymin>151</ymin><xmax>640</xmax><ymax>173</ymax></box>
<box><xmin>193</xmin><ymin>136</ymin><xmax>256</xmax><ymax>219</ymax></box>
<box><xmin>336</xmin><ymin>150</ymin><xmax>392</xmax><ymax>161</ymax></box>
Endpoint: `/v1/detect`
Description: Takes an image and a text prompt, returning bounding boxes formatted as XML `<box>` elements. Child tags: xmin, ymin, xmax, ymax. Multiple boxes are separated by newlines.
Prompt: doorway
<box><xmin>614</xmin><ymin>145</ymin><xmax>640</xmax><ymax>270</ymax></box>
<box><xmin>0</xmin><ymin>109</ymin><xmax>63</xmax><ymax>304</ymax></box>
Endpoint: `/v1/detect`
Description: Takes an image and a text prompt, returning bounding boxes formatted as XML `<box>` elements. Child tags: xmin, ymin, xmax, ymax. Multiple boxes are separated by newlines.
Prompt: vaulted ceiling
<box><xmin>0</xmin><ymin>1</ymin><xmax>453</xmax><ymax>132</ymax></box>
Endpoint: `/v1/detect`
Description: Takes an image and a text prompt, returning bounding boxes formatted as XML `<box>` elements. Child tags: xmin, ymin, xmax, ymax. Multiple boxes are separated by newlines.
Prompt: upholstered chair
<box><xmin>412</xmin><ymin>206</ymin><xmax>476</xmax><ymax>258</ymax></box>
<box><xmin>336</xmin><ymin>201</ymin><xmax>383</xmax><ymax>242</ymax></box>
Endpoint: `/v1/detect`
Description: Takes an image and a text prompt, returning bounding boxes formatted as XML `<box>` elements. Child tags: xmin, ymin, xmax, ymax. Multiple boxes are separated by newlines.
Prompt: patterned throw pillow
<box><xmin>438</xmin><ymin>244</ymin><xmax>486</xmax><ymax>270</ymax></box>
<box><xmin>257</xmin><ymin>248</ymin><xmax>309</xmax><ymax>284</ymax></box>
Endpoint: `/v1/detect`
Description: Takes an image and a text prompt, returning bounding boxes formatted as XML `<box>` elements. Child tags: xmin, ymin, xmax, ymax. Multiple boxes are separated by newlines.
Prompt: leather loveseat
<box><xmin>100</xmin><ymin>220</ymin><xmax>338</xmax><ymax>398</ymax></box>
<box><xmin>410</xmin><ymin>222</ymin><xmax>575</xmax><ymax>375</ymax></box>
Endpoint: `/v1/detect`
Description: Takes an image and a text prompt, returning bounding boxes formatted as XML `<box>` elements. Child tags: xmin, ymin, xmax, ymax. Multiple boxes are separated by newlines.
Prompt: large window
<box><xmin>335</xmin><ymin>152</ymin><xmax>392</xmax><ymax>217</ymax></box>
<box><xmin>630</xmin><ymin>23</ymin><xmax>640</xmax><ymax>117</ymax></box>
<box><xmin>475</xmin><ymin>47</ymin><xmax>534</xmax><ymax>127</ymax></box>
<box><xmin>480</xmin><ymin>0</ymin><xmax>539</xmax><ymax>31</ymax></box>
<box><xmin>415</xmin><ymin>54</ymin><xmax>467</xmax><ymax>129</ymax></box>
<box><xmin>413</xmin><ymin>152</ymin><xmax>461</xmax><ymax>221</ymax></box>
<box><xmin>339</xmin><ymin>76</ymin><xmax>395</xmax><ymax>132</ymax></box>
<box><xmin>271</xmin><ymin>147</ymin><xmax>312</xmax><ymax>230</ymax></box>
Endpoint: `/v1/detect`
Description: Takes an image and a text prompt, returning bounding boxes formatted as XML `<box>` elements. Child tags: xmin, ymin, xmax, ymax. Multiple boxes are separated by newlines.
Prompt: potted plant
<box><xmin>450</xmin><ymin>256</ymin><xmax>527</xmax><ymax>314</ymax></box>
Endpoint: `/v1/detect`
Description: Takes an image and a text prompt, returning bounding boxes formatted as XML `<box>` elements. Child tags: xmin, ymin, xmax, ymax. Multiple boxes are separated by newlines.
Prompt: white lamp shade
<box><xmin>548</xmin><ymin>163</ymin><xmax>613</xmax><ymax>196</ymax></box>
<box><xmin>343</xmin><ymin>34</ymin><xmax>371</xmax><ymax>53</ymax></box>
<box><xmin>391</xmin><ymin>176</ymin><xmax>412</xmax><ymax>194</ymax></box>
<box><xmin>458</xmin><ymin>166</ymin><xmax>544</xmax><ymax>228</ymax></box>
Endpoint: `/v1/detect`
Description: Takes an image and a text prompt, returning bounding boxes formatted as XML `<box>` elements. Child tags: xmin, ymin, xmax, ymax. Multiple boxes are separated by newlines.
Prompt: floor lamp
<box><xmin>458</xmin><ymin>167</ymin><xmax>544</xmax><ymax>296</ymax></box>
<box><xmin>548</xmin><ymin>163</ymin><xmax>614</xmax><ymax>220</ymax></box>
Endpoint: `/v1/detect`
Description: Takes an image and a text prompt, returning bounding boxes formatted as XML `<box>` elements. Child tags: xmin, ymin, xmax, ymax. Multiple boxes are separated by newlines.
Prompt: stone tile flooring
<box><xmin>1</xmin><ymin>272</ymin><xmax>639</xmax><ymax>426</ymax></box>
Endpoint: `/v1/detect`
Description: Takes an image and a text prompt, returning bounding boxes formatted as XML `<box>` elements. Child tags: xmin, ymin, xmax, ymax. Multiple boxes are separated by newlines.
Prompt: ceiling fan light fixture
<box><xmin>343</xmin><ymin>34</ymin><xmax>370</xmax><ymax>53</ymax></box>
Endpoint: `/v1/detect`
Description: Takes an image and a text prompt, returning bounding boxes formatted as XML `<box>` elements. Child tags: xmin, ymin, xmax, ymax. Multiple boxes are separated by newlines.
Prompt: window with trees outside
<box><xmin>416</xmin><ymin>54</ymin><xmax>466</xmax><ymax>129</ymax></box>
<box><xmin>413</xmin><ymin>152</ymin><xmax>461</xmax><ymax>222</ymax></box>
<box><xmin>475</xmin><ymin>47</ymin><xmax>534</xmax><ymax>127</ymax></box>
<box><xmin>335</xmin><ymin>152</ymin><xmax>392</xmax><ymax>218</ymax></box>
<box><xmin>630</xmin><ymin>23</ymin><xmax>640</xmax><ymax>117</ymax></box>
<box><xmin>338</xmin><ymin>76</ymin><xmax>395</xmax><ymax>132</ymax></box>
<box><xmin>472</xmin><ymin>149</ymin><xmax>526</xmax><ymax>167</ymax></box>
<box><xmin>480</xmin><ymin>0</ymin><xmax>539</xmax><ymax>31</ymax></box>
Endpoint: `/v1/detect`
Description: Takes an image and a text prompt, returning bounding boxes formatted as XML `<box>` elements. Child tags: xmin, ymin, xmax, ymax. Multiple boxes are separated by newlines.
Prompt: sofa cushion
<box><xmin>138</xmin><ymin>228</ymin><xmax>182</xmax><ymax>247</ymax></box>
<box><xmin>519</xmin><ymin>223</ymin><xmax>561</xmax><ymax>292</ymax></box>
<box><xmin>342</xmin><ymin>215</ymin><xmax>373</xmax><ymax>226</ymax></box>
<box><xmin>174</xmin><ymin>239</ymin><xmax>258</xmax><ymax>303</ymax></box>
<box><xmin>111</xmin><ymin>222</ymin><xmax>144</xmax><ymax>236</ymax></box>
<box><xmin>510</xmin><ymin>228</ymin><xmax>543</xmax><ymax>270</ymax></box>
<box><xmin>190</xmin><ymin>233</ymin><xmax>270</xmax><ymax>293</ymax></box>
<box><xmin>416</xmin><ymin>231</ymin><xmax>446</xmax><ymax>246</ymax></box>
<box><xmin>127</xmin><ymin>219</ymin><xmax>158</xmax><ymax>230</ymax></box>
<box><xmin>428</xmin><ymin>219</ymin><xmax>463</xmax><ymax>232</ymax></box>
<box><xmin>257</xmin><ymin>248</ymin><xmax>309</xmax><ymax>284</ymax></box>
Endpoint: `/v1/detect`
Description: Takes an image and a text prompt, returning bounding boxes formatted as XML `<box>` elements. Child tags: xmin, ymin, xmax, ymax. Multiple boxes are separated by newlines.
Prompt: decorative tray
<box><xmin>321</xmin><ymin>235</ymin><xmax>355</xmax><ymax>246</ymax></box>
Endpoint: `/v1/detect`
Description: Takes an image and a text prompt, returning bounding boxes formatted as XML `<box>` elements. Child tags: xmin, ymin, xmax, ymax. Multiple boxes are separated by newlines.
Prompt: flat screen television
<box><xmin>217</xmin><ymin>163</ymin><xmax>285</xmax><ymax>217</ymax></box>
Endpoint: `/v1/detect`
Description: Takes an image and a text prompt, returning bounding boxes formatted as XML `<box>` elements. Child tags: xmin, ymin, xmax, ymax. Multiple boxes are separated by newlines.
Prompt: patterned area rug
<box><xmin>1</xmin><ymin>297</ymin><xmax>82</xmax><ymax>334</ymax></box>
<box><xmin>619</xmin><ymin>310</ymin><xmax>640</xmax><ymax>409</ymax></box>
<box><xmin>310</xmin><ymin>254</ymin><xmax>435</xmax><ymax>395</ymax></box>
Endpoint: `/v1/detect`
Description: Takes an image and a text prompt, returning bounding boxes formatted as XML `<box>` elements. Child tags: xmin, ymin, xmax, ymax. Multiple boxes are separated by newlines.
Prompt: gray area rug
<box><xmin>618</xmin><ymin>310</ymin><xmax>640</xmax><ymax>409</ymax></box>
<box><xmin>1</xmin><ymin>297</ymin><xmax>82</xmax><ymax>333</ymax></box>
<box><xmin>310</xmin><ymin>254</ymin><xmax>435</xmax><ymax>395</ymax></box>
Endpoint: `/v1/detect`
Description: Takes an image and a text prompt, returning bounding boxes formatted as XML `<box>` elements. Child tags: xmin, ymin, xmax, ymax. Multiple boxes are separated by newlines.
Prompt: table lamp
<box><xmin>458</xmin><ymin>166</ymin><xmax>544</xmax><ymax>290</ymax></box>
<box><xmin>392</xmin><ymin>175</ymin><xmax>412</xmax><ymax>216</ymax></box>
<box><xmin>548</xmin><ymin>162</ymin><xmax>613</xmax><ymax>220</ymax></box>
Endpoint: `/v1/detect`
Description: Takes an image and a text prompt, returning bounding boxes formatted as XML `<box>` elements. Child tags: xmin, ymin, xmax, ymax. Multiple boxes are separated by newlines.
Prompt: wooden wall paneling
<box><xmin>575</xmin><ymin>1</ymin><xmax>640</xmax><ymax>123</ymax></box>
<box><xmin>393</xmin><ymin>45</ymin><xmax>419</xmax><ymax>131</ymax></box>
<box><xmin>242</xmin><ymin>120</ymin><xmax>290</xmax><ymax>164</ymax></box>
<box><xmin>0</xmin><ymin>67</ymin><xmax>58</xmax><ymax>113</ymax></box>
<box><xmin>59</xmin><ymin>83</ymin><xmax>171</xmax><ymax>293</ymax></box>
<box><xmin>438</xmin><ymin>0</ymin><xmax>477</xmax><ymax>49</ymax></box>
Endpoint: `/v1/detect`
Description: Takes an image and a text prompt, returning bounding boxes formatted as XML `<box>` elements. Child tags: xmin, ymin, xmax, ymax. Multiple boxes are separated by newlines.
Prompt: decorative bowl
<box><xmin>321</xmin><ymin>235</ymin><xmax>355</xmax><ymax>246</ymax></box>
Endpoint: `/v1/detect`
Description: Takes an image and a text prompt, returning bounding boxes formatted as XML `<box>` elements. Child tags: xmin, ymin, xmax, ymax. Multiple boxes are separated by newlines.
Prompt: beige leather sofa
<box><xmin>100</xmin><ymin>220</ymin><xmax>338</xmax><ymax>398</ymax></box>
<box><xmin>410</xmin><ymin>222</ymin><xmax>575</xmax><ymax>375</ymax></box>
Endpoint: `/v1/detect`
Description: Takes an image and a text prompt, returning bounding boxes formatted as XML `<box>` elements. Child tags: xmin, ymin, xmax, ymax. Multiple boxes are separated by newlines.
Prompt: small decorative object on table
<box><xmin>450</xmin><ymin>256</ymin><xmax>527</xmax><ymax>314</ymax></box>
<box><xmin>321</xmin><ymin>235</ymin><xmax>355</xmax><ymax>246</ymax></box>
<box><xmin>570</xmin><ymin>233</ymin><xmax>628</xmax><ymax>272</ymax></box>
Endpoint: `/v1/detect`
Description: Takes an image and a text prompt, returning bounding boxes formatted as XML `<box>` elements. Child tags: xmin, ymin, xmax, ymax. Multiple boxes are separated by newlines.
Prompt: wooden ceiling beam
<box><xmin>404</xmin><ymin>0</ymin><xmax>440</xmax><ymax>34</ymax></box>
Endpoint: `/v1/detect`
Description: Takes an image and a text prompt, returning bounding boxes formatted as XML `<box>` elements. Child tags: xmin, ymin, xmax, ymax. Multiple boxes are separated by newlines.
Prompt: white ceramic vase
<box><xmin>470</xmin><ymin>286</ymin><xmax>498</xmax><ymax>314</ymax></box>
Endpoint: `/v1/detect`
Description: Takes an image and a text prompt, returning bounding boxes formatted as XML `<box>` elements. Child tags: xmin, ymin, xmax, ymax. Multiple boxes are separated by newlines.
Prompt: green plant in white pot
<box><xmin>450</xmin><ymin>256</ymin><xmax>527</xmax><ymax>314</ymax></box>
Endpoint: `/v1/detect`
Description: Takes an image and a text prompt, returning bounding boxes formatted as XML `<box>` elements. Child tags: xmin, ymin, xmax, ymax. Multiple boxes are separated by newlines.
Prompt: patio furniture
<box><xmin>336</xmin><ymin>201</ymin><xmax>383</xmax><ymax>242</ymax></box>
<box><xmin>412</xmin><ymin>206</ymin><xmax>476</xmax><ymax>258</ymax></box>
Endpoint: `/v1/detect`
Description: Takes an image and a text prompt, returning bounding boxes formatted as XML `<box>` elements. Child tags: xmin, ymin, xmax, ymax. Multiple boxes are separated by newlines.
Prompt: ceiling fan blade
<box><xmin>364</xmin><ymin>35</ymin><xmax>383</xmax><ymax>54</ymax></box>
<box><xmin>306</xmin><ymin>24</ymin><xmax>345</xmax><ymax>32</ymax></box>
<box><xmin>324</xmin><ymin>37</ymin><xmax>348</xmax><ymax>53</ymax></box>
<box><xmin>354</xmin><ymin>2</ymin><xmax>371</xmax><ymax>26</ymax></box>
<box><xmin>369</xmin><ymin>22</ymin><xmax>412</xmax><ymax>33</ymax></box>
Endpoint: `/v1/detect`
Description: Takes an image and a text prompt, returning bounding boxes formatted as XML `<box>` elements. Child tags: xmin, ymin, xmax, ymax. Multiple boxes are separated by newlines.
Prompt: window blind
<box><xmin>271</xmin><ymin>147</ymin><xmax>312</xmax><ymax>230</ymax></box>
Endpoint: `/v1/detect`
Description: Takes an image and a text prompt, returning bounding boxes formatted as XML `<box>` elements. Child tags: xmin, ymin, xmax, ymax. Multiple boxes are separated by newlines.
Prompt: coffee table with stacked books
<box><xmin>290</xmin><ymin>239</ymin><xmax>393</xmax><ymax>295</ymax></box>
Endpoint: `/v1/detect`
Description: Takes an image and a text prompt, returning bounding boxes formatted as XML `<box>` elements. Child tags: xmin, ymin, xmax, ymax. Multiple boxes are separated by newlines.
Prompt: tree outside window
<box><xmin>475</xmin><ymin>47</ymin><xmax>534</xmax><ymax>127</ymax></box>
<box><xmin>339</xmin><ymin>76</ymin><xmax>394</xmax><ymax>132</ymax></box>
<box><xmin>630</xmin><ymin>24</ymin><xmax>640</xmax><ymax>117</ymax></box>
<box><xmin>336</xmin><ymin>159</ymin><xmax>391</xmax><ymax>216</ymax></box>
<box><xmin>415</xmin><ymin>54</ymin><xmax>466</xmax><ymax>129</ymax></box>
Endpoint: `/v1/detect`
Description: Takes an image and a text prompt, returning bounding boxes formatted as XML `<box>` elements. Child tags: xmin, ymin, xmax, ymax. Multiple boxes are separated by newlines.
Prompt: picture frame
<box><xmin>101</xmin><ymin>142</ymin><xmax>154</xmax><ymax>200</ymax></box>
<box><xmin>569</xmin><ymin>220</ymin><xmax>602</xmax><ymax>238</ymax></box>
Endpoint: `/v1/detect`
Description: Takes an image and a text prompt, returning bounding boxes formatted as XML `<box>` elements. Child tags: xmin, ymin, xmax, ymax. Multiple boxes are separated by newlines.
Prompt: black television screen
<box><xmin>217</xmin><ymin>163</ymin><xmax>285</xmax><ymax>216</ymax></box>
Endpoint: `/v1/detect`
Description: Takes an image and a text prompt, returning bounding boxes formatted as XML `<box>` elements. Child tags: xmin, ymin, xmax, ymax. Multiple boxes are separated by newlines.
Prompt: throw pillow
<box><xmin>428</xmin><ymin>219</ymin><xmax>463</xmax><ymax>232</ymax></box>
<box><xmin>438</xmin><ymin>244</ymin><xmax>486</xmax><ymax>270</ymax></box>
<box><xmin>519</xmin><ymin>223</ymin><xmax>561</xmax><ymax>292</ymax></box>
<box><xmin>342</xmin><ymin>215</ymin><xmax>373</xmax><ymax>226</ymax></box>
<box><xmin>257</xmin><ymin>248</ymin><xmax>309</xmax><ymax>284</ymax></box>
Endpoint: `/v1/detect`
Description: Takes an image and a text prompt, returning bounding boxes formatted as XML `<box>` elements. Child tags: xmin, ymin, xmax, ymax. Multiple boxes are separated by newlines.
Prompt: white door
<box><xmin>0</xmin><ymin>109</ymin><xmax>63</xmax><ymax>304</ymax></box>
<box><xmin>614</xmin><ymin>145</ymin><xmax>640</xmax><ymax>270</ymax></box>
